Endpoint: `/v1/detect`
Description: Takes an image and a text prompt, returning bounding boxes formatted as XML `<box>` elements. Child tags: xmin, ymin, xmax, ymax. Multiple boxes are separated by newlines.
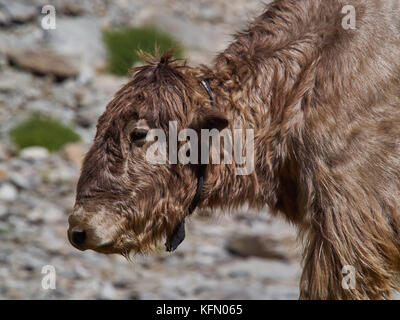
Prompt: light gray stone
<box><xmin>0</xmin><ymin>204</ymin><xmax>7</xmax><ymax>217</ymax></box>
<box><xmin>0</xmin><ymin>183</ymin><xmax>18</xmax><ymax>201</ymax></box>
<box><xmin>143</xmin><ymin>13</ymin><xmax>229</xmax><ymax>52</ymax></box>
<box><xmin>0</xmin><ymin>69</ymin><xmax>33</xmax><ymax>93</ymax></box>
<box><xmin>98</xmin><ymin>282</ymin><xmax>118</xmax><ymax>300</ymax></box>
<box><xmin>0</xmin><ymin>0</ymin><xmax>37</xmax><ymax>24</ymax></box>
<box><xmin>218</xmin><ymin>258</ymin><xmax>301</xmax><ymax>283</ymax></box>
<box><xmin>46</xmin><ymin>17</ymin><xmax>107</xmax><ymax>71</ymax></box>
<box><xmin>20</xmin><ymin>147</ymin><xmax>49</xmax><ymax>161</ymax></box>
<box><xmin>24</xmin><ymin>99</ymin><xmax>75</xmax><ymax>123</ymax></box>
<box><xmin>9</xmin><ymin>171</ymin><xmax>41</xmax><ymax>190</ymax></box>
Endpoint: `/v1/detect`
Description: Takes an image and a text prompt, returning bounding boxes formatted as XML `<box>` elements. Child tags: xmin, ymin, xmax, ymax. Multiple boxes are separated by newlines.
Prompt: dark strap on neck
<box><xmin>200</xmin><ymin>77</ymin><xmax>215</xmax><ymax>107</ymax></box>
<box><xmin>165</xmin><ymin>165</ymin><xmax>205</xmax><ymax>252</ymax></box>
<box><xmin>188</xmin><ymin>167</ymin><xmax>205</xmax><ymax>215</ymax></box>
<box><xmin>165</xmin><ymin>78</ymin><xmax>214</xmax><ymax>252</ymax></box>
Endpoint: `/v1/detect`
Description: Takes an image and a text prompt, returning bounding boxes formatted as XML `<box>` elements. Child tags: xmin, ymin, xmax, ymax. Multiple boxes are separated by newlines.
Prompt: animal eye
<box><xmin>130</xmin><ymin>130</ymin><xmax>148</xmax><ymax>145</ymax></box>
<box><xmin>136</xmin><ymin>93</ymin><xmax>144</xmax><ymax>102</ymax></box>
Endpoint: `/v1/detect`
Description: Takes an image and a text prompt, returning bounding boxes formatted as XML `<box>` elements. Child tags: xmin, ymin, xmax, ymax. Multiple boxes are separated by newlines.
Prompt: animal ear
<box><xmin>189</xmin><ymin>108</ymin><xmax>229</xmax><ymax>132</ymax></box>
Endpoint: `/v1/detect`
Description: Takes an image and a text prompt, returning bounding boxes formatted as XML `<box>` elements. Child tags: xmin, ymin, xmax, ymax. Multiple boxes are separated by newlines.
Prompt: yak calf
<box><xmin>68</xmin><ymin>0</ymin><xmax>400</xmax><ymax>299</ymax></box>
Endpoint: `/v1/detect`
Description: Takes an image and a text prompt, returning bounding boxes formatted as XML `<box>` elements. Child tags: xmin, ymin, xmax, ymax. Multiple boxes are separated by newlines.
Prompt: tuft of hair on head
<box><xmin>130</xmin><ymin>48</ymin><xmax>185</xmax><ymax>75</ymax></box>
<box><xmin>158</xmin><ymin>48</ymin><xmax>175</xmax><ymax>66</ymax></box>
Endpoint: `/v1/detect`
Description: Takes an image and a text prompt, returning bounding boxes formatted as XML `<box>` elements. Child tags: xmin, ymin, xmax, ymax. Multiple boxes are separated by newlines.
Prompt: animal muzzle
<box><xmin>68</xmin><ymin>226</ymin><xmax>87</xmax><ymax>250</ymax></box>
<box><xmin>67</xmin><ymin>210</ymin><xmax>115</xmax><ymax>252</ymax></box>
<box><xmin>67</xmin><ymin>214</ymin><xmax>91</xmax><ymax>250</ymax></box>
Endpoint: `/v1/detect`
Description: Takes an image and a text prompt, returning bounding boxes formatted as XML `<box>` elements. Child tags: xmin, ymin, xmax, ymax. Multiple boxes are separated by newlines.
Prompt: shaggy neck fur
<box><xmin>198</xmin><ymin>0</ymin><xmax>327</xmax><ymax>217</ymax></box>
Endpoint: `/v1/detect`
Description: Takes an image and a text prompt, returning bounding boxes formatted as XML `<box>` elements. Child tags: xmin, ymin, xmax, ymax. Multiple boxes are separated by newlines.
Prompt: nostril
<box><xmin>71</xmin><ymin>229</ymin><xmax>86</xmax><ymax>246</ymax></box>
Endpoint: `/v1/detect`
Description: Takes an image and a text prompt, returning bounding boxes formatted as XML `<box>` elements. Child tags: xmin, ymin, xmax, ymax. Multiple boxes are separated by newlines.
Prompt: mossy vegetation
<box><xmin>103</xmin><ymin>26</ymin><xmax>183</xmax><ymax>76</ymax></box>
<box><xmin>10</xmin><ymin>114</ymin><xmax>80</xmax><ymax>152</ymax></box>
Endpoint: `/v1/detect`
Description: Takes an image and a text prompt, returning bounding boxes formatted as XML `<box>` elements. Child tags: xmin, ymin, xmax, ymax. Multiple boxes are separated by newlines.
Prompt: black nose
<box><xmin>71</xmin><ymin>229</ymin><xmax>86</xmax><ymax>247</ymax></box>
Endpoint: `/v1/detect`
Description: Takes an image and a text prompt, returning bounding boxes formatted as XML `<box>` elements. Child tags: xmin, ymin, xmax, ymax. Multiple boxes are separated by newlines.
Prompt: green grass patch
<box><xmin>10</xmin><ymin>114</ymin><xmax>80</xmax><ymax>152</ymax></box>
<box><xmin>103</xmin><ymin>26</ymin><xmax>183</xmax><ymax>76</ymax></box>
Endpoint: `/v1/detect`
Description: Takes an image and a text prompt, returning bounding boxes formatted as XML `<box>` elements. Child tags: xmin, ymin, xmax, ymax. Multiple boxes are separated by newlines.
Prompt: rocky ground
<box><xmin>0</xmin><ymin>0</ymin><xmax>303</xmax><ymax>299</ymax></box>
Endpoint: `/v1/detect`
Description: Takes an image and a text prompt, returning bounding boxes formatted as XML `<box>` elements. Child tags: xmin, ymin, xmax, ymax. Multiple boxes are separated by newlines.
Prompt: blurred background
<box><xmin>0</xmin><ymin>0</ymin><xmax>301</xmax><ymax>299</ymax></box>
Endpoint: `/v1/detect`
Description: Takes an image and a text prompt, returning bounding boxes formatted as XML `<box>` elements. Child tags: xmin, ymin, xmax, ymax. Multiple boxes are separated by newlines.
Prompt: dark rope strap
<box><xmin>165</xmin><ymin>168</ymin><xmax>205</xmax><ymax>252</ymax></box>
<box><xmin>188</xmin><ymin>171</ymin><xmax>205</xmax><ymax>215</ymax></box>
<box><xmin>200</xmin><ymin>77</ymin><xmax>215</xmax><ymax>107</ymax></box>
<box><xmin>165</xmin><ymin>78</ymin><xmax>214</xmax><ymax>252</ymax></box>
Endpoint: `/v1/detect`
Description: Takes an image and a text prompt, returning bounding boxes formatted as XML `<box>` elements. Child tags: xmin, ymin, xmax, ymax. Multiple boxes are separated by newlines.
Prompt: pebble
<box><xmin>20</xmin><ymin>147</ymin><xmax>49</xmax><ymax>161</ymax></box>
<box><xmin>0</xmin><ymin>204</ymin><xmax>7</xmax><ymax>217</ymax></box>
<box><xmin>9</xmin><ymin>171</ymin><xmax>41</xmax><ymax>190</ymax></box>
<box><xmin>98</xmin><ymin>282</ymin><xmax>118</xmax><ymax>300</ymax></box>
<box><xmin>0</xmin><ymin>183</ymin><xmax>18</xmax><ymax>202</ymax></box>
<box><xmin>0</xmin><ymin>0</ymin><xmax>37</xmax><ymax>24</ymax></box>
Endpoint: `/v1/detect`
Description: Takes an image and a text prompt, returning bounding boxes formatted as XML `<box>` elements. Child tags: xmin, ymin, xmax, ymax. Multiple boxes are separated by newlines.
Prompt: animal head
<box><xmin>67</xmin><ymin>51</ymin><xmax>228</xmax><ymax>255</ymax></box>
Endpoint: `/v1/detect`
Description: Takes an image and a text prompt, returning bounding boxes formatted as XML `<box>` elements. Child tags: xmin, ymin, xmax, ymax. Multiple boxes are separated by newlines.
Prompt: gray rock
<box><xmin>24</xmin><ymin>99</ymin><xmax>75</xmax><ymax>123</ymax></box>
<box><xmin>0</xmin><ymin>8</ymin><xmax>9</xmax><ymax>25</ymax></box>
<box><xmin>0</xmin><ymin>24</ymin><xmax>45</xmax><ymax>54</ymax></box>
<box><xmin>0</xmin><ymin>0</ymin><xmax>37</xmax><ymax>24</ymax></box>
<box><xmin>218</xmin><ymin>258</ymin><xmax>300</xmax><ymax>283</ymax></box>
<box><xmin>0</xmin><ymin>69</ymin><xmax>33</xmax><ymax>93</ymax></box>
<box><xmin>77</xmin><ymin>66</ymin><xmax>94</xmax><ymax>85</ymax></box>
<box><xmin>20</xmin><ymin>147</ymin><xmax>49</xmax><ymax>161</ymax></box>
<box><xmin>0</xmin><ymin>183</ymin><xmax>18</xmax><ymax>202</ymax></box>
<box><xmin>143</xmin><ymin>13</ymin><xmax>229</xmax><ymax>52</ymax></box>
<box><xmin>226</xmin><ymin>234</ymin><xmax>291</xmax><ymax>261</ymax></box>
<box><xmin>198</xmin><ymin>7</ymin><xmax>223</xmax><ymax>22</ymax></box>
<box><xmin>73</xmin><ymin>265</ymin><xmax>91</xmax><ymax>280</ymax></box>
<box><xmin>0</xmin><ymin>204</ymin><xmax>7</xmax><ymax>217</ymax></box>
<box><xmin>27</xmin><ymin>202</ymin><xmax>64</xmax><ymax>223</ymax></box>
<box><xmin>46</xmin><ymin>17</ymin><xmax>107</xmax><ymax>71</ymax></box>
<box><xmin>47</xmin><ymin>165</ymin><xmax>77</xmax><ymax>183</ymax></box>
<box><xmin>263</xmin><ymin>285</ymin><xmax>300</xmax><ymax>300</ymax></box>
<box><xmin>214</xmin><ymin>282</ymin><xmax>299</xmax><ymax>300</ymax></box>
<box><xmin>98</xmin><ymin>282</ymin><xmax>118</xmax><ymax>300</ymax></box>
<box><xmin>0</xmin><ymin>221</ymin><xmax>11</xmax><ymax>234</ymax></box>
<box><xmin>9</xmin><ymin>171</ymin><xmax>41</xmax><ymax>190</ymax></box>
<box><xmin>6</xmin><ymin>49</ymin><xmax>79</xmax><ymax>79</ymax></box>
<box><xmin>51</xmin><ymin>84</ymin><xmax>78</xmax><ymax>109</ymax></box>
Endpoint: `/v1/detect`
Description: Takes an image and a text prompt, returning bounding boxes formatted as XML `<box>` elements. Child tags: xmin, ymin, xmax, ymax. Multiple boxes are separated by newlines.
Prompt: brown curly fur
<box><xmin>72</xmin><ymin>0</ymin><xmax>400</xmax><ymax>299</ymax></box>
